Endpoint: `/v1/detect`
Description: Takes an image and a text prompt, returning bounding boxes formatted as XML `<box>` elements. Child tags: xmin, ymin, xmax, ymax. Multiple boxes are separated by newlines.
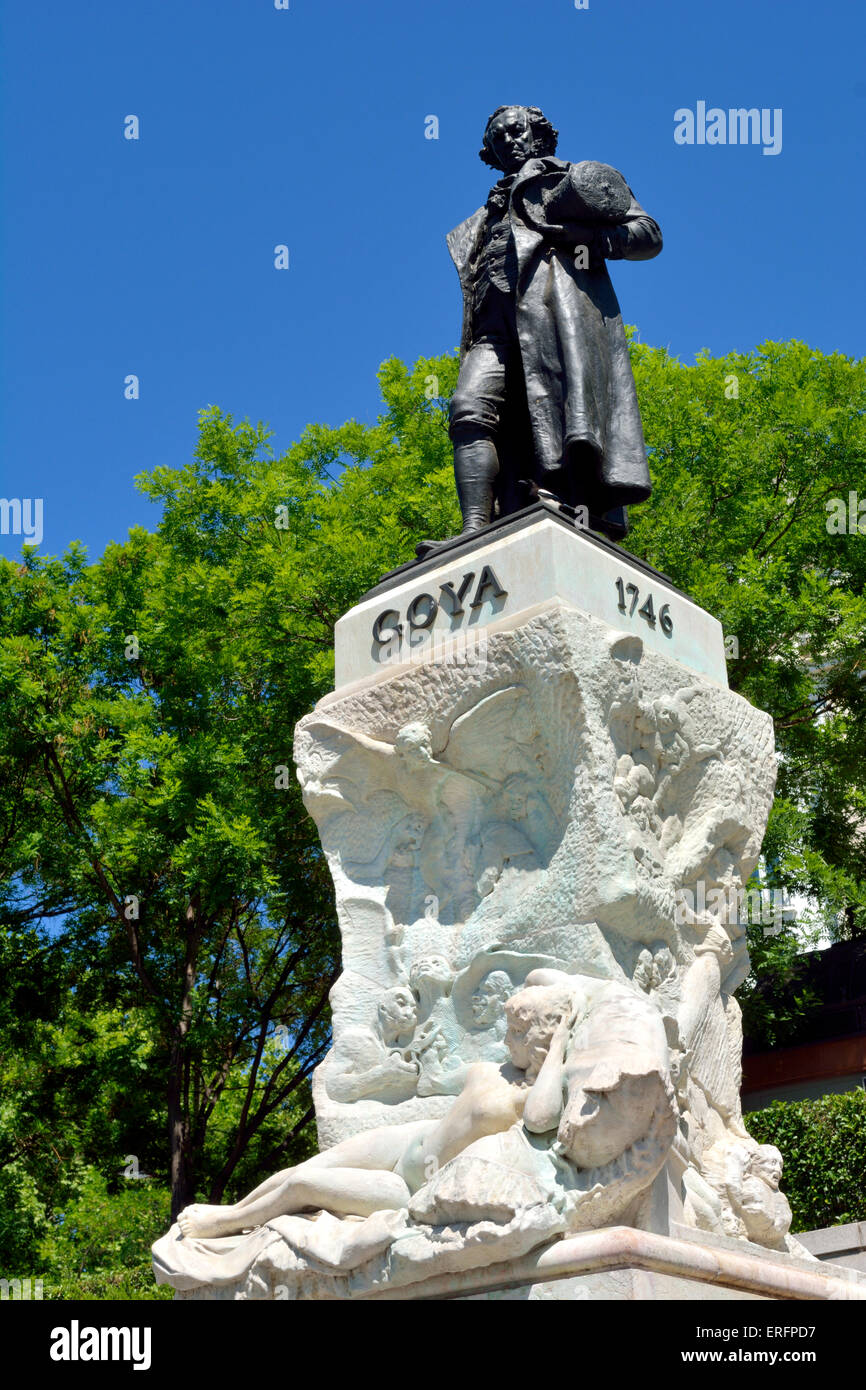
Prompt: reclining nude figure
<box><xmin>177</xmin><ymin>990</ymin><xmax>545</xmax><ymax>1242</ymax></box>
<box><xmin>176</xmin><ymin>970</ymin><xmax>674</xmax><ymax>1244</ymax></box>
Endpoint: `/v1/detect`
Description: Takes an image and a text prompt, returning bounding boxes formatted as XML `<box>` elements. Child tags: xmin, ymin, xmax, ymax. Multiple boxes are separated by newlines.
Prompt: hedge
<box><xmin>745</xmin><ymin>1088</ymin><xmax>866</xmax><ymax>1233</ymax></box>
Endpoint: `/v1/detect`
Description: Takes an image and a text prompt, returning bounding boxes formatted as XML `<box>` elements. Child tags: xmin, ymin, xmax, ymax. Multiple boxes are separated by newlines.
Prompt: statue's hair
<box><xmin>394</xmin><ymin>720</ymin><xmax>432</xmax><ymax>752</ymax></box>
<box><xmin>505</xmin><ymin>982</ymin><xmax>573</xmax><ymax>1032</ymax></box>
<box><xmin>479</xmin><ymin>105</ymin><xmax>559</xmax><ymax>170</ymax></box>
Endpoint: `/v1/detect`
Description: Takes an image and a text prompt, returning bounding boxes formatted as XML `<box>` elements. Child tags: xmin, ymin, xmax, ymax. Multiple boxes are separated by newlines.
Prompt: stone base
<box><xmin>333</xmin><ymin>507</ymin><xmax>727</xmax><ymax>688</ymax></box>
<box><xmin>381</xmin><ymin>1226</ymin><xmax>866</xmax><ymax>1302</ymax></box>
<box><xmin>158</xmin><ymin>518</ymin><xmax>836</xmax><ymax>1307</ymax></box>
<box><xmin>169</xmin><ymin>1223</ymin><xmax>866</xmax><ymax>1301</ymax></box>
<box><xmin>462</xmin><ymin>1269</ymin><xmax>768</xmax><ymax>1301</ymax></box>
<box><xmin>797</xmin><ymin>1219</ymin><xmax>866</xmax><ymax>1273</ymax></box>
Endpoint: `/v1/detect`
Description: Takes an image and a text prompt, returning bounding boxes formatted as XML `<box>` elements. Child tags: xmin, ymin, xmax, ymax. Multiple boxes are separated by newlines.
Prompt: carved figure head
<box><xmin>471</xmin><ymin>970</ymin><xmax>513</xmax><ymax>1027</ymax></box>
<box><xmin>391</xmin><ymin>812</ymin><xmax>426</xmax><ymax>854</ymax></box>
<box><xmin>750</xmin><ymin>1144</ymin><xmax>783</xmax><ymax>1191</ymax></box>
<box><xmin>652</xmin><ymin>697</ymin><xmax>683</xmax><ymax>737</ymax></box>
<box><xmin>479</xmin><ymin>105</ymin><xmax>558</xmax><ymax>172</ymax></box>
<box><xmin>394</xmin><ymin>721</ymin><xmax>434</xmax><ymax>766</ymax></box>
<box><xmin>497</xmin><ymin>773</ymin><xmax>530</xmax><ymax>822</ymax></box>
<box><xmin>409</xmin><ymin>956</ymin><xmax>454</xmax><ymax>1016</ymax></box>
<box><xmin>504</xmin><ymin>982</ymin><xmax>573</xmax><ymax>1081</ymax></box>
<box><xmin>378</xmin><ymin>986</ymin><xmax>418</xmax><ymax>1043</ymax></box>
<box><xmin>633</xmin><ymin>949</ymin><xmax>654</xmax><ymax>993</ymax></box>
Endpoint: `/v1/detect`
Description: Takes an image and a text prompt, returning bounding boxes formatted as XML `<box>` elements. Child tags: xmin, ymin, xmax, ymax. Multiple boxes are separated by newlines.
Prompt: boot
<box><xmin>416</xmin><ymin>436</ymin><xmax>499</xmax><ymax>559</ymax></box>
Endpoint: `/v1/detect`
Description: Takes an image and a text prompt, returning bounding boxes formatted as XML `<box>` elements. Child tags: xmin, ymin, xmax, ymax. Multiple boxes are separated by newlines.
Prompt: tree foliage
<box><xmin>628</xmin><ymin>338</ymin><xmax>866</xmax><ymax>942</ymax></box>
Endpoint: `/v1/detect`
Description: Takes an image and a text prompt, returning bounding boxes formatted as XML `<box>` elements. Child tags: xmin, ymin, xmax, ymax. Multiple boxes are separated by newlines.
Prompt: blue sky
<box><xmin>1</xmin><ymin>0</ymin><xmax>864</xmax><ymax>560</ymax></box>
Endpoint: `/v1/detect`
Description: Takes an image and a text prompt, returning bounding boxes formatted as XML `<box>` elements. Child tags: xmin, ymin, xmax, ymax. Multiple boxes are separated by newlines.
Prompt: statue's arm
<box><xmin>329</xmin><ymin>1053</ymin><xmax>419</xmax><ymax>1104</ymax></box>
<box><xmin>545</xmin><ymin>164</ymin><xmax>662</xmax><ymax>263</ymax></box>
<box><xmin>327</xmin><ymin>1032</ymin><xmax>418</xmax><ymax>1103</ymax></box>
<box><xmin>522</xmin><ymin>1013</ymin><xmax>571</xmax><ymax>1133</ymax></box>
<box><xmin>601</xmin><ymin>190</ymin><xmax>663</xmax><ymax>263</ymax></box>
<box><xmin>446</xmin><ymin>208</ymin><xmax>486</xmax><ymax>284</ymax></box>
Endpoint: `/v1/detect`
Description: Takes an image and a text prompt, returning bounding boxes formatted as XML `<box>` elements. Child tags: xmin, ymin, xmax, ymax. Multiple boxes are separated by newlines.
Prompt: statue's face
<box><xmin>705</xmin><ymin>845</ymin><xmax>739</xmax><ymax>890</ymax></box>
<box><xmin>500</xmin><ymin>780</ymin><xmax>528</xmax><ymax>820</ymax></box>
<box><xmin>380</xmin><ymin>987</ymin><xmax>417</xmax><ymax>1034</ymax></box>
<box><xmin>612</xmin><ymin>666</ymin><xmax>640</xmax><ymax>707</ymax></box>
<box><xmin>633</xmin><ymin>949</ymin><xmax>654</xmax><ymax>991</ymax></box>
<box><xmin>471</xmin><ymin>984</ymin><xmax>493</xmax><ymax>1024</ymax></box>
<box><xmin>397</xmin><ymin>815</ymin><xmax>426</xmax><ymax>851</ymax></box>
<box><xmin>754</xmin><ymin>1147</ymin><xmax>783</xmax><ymax>1189</ymax></box>
<box><xmin>471</xmin><ymin>974</ymin><xmax>508</xmax><ymax>1025</ymax></box>
<box><xmin>487</xmin><ymin>107</ymin><xmax>534</xmax><ymax>173</ymax></box>
<box><xmin>654</xmin><ymin>702</ymin><xmax>677</xmax><ymax>734</ymax></box>
<box><xmin>396</xmin><ymin>721</ymin><xmax>433</xmax><ymax>764</ymax></box>
<box><xmin>410</xmin><ymin>956</ymin><xmax>452</xmax><ymax>992</ymax></box>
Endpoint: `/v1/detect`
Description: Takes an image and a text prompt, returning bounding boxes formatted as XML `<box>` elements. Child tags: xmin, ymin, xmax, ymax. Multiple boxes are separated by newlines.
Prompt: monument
<box><xmin>152</xmin><ymin>107</ymin><xmax>866</xmax><ymax>1301</ymax></box>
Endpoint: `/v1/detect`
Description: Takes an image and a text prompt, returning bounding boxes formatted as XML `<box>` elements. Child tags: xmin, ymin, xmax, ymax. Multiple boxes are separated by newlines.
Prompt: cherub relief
<box><xmin>404</xmin><ymin>947</ymin><xmax>565</xmax><ymax>1098</ymax></box>
<box><xmin>302</xmin><ymin>686</ymin><xmax>562</xmax><ymax>927</ymax></box>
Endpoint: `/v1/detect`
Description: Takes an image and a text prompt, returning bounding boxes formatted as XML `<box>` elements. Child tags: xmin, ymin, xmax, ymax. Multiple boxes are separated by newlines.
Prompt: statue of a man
<box><xmin>426</xmin><ymin>104</ymin><xmax>662</xmax><ymax>551</ymax></box>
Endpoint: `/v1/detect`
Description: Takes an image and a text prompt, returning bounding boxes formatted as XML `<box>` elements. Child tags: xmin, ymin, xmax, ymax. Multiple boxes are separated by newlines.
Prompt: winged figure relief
<box><xmin>300</xmin><ymin>685</ymin><xmax>562</xmax><ymax>926</ymax></box>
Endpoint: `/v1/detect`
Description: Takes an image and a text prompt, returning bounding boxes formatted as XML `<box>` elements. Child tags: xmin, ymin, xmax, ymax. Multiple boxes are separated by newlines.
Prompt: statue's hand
<box><xmin>551</xmin><ymin>1006</ymin><xmax>576</xmax><ymax>1053</ymax></box>
<box><xmin>386</xmin><ymin>1053</ymin><xmax>420</xmax><ymax>1077</ymax></box>
<box><xmin>567</xmin><ymin>223</ymin><xmax>612</xmax><ymax>269</ymax></box>
<box><xmin>411</xmin><ymin>1020</ymin><xmax>443</xmax><ymax>1054</ymax></box>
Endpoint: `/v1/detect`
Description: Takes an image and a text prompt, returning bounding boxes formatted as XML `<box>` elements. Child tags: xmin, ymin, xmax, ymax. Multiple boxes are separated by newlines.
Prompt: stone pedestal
<box><xmin>301</xmin><ymin>510</ymin><xmax>769</xmax><ymax>1155</ymax></box>
<box><xmin>170</xmin><ymin>1222</ymin><xmax>866</xmax><ymax>1301</ymax></box>
<box><xmin>155</xmin><ymin>506</ymin><xmax>862</xmax><ymax>1301</ymax></box>
<box><xmin>449</xmin><ymin>1226</ymin><xmax>866</xmax><ymax>1302</ymax></box>
<box><xmin>334</xmin><ymin>506</ymin><xmax>727</xmax><ymax>688</ymax></box>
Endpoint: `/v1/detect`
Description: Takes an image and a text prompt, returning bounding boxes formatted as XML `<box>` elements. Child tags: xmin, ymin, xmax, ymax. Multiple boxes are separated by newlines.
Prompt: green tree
<box><xmin>0</xmin><ymin>355</ymin><xmax>459</xmax><ymax>1221</ymax></box>
<box><xmin>0</xmin><ymin>515</ymin><xmax>339</xmax><ymax>1219</ymax></box>
<box><xmin>627</xmin><ymin>338</ymin><xmax>866</xmax><ymax>942</ymax></box>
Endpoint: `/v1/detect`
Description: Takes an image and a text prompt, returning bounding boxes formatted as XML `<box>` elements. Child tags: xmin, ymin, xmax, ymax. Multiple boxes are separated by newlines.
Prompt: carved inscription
<box><xmin>373</xmin><ymin>567</ymin><xmax>507</xmax><ymax>657</ymax></box>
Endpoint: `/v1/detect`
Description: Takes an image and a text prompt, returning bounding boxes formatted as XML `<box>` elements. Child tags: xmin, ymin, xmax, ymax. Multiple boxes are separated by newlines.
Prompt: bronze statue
<box><xmin>422</xmin><ymin>105</ymin><xmax>662</xmax><ymax>554</ymax></box>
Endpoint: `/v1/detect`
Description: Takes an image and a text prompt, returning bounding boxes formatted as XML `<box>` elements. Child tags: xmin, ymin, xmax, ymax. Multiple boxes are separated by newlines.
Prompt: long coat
<box><xmin>447</xmin><ymin>156</ymin><xmax>662</xmax><ymax>513</ymax></box>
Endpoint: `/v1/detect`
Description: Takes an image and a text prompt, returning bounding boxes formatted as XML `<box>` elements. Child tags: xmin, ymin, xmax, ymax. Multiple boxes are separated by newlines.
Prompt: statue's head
<box><xmin>751</xmin><ymin>1144</ymin><xmax>783</xmax><ymax>1191</ymax></box>
<box><xmin>378</xmin><ymin>986</ymin><xmax>418</xmax><ymax>1041</ymax></box>
<box><xmin>395</xmin><ymin>721</ymin><xmax>433</xmax><ymax>764</ymax></box>
<box><xmin>504</xmin><ymin>982</ymin><xmax>573</xmax><ymax>1080</ymax></box>
<box><xmin>471</xmin><ymin>969</ymin><xmax>513</xmax><ymax>1027</ymax></box>
<box><xmin>497</xmin><ymin>773</ymin><xmax>530</xmax><ymax>822</ymax></box>
<box><xmin>392</xmin><ymin>812</ymin><xmax>426</xmax><ymax>853</ymax></box>
<box><xmin>409</xmin><ymin>955</ymin><xmax>453</xmax><ymax>1001</ymax></box>
<box><xmin>479</xmin><ymin>105</ymin><xmax>558</xmax><ymax>173</ymax></box>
